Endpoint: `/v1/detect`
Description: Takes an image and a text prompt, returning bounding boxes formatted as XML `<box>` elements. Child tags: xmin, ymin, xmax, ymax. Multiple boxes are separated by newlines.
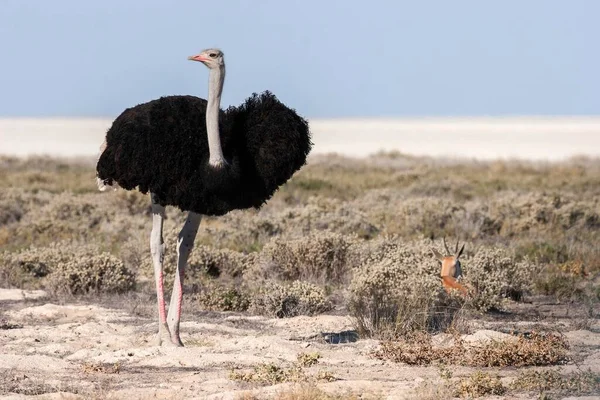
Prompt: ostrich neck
<box><xmin>206</xmin><ymin>65</ymin><xmax>226</xmax><ymax>167</ymax></box>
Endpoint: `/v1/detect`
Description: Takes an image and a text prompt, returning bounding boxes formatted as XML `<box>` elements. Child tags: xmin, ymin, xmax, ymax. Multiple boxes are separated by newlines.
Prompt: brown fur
<box><xmin>432</xmin><ymin>239</ymin><xmax>469</xmax><ymax>296</ymax></box>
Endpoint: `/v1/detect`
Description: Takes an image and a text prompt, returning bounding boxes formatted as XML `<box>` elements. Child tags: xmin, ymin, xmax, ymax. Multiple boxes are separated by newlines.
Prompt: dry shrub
<box><xmin>356</xmin><ymin>192</ymin><xmax>464</xmax><ymax>238</ymax></box>
<box><xmin>0</xmin><ymin>200</ymin><xmax>23</xmax><ymax>226</ymax></box>
<box><xmin>483</xmin><ymin>192</ymin><xmax>600</xmax><ymax>236</ymax></box>
<box><xmin>469</xmin><ymin>332</ymin><xmax>569</xmax><ymax>367</ymax></box>
<box><xmin>46</xmin><ymin>253</ymin><xmax>135</xmax><ymax>295</ymax></box>
<box><xmin>193</xmin><ymin>280</ymin><xmax>250</xmax><ymax>312</ymax></box>
<box><xmin>249</xmin><ymin>280</ymin><xmax>331</xmax><ymax>318</ymax></box>
<box><xmin>0</xmin><ymin>242</ymin><xmax>135</xmax><ymax>295</ymax></box>
<box><xmin>274</xmin><ymin>196</ymin><xmax>378</xmax><ymax>239</ymax></box>
<box><xmin>464</xmin><ymin>247</ymin><xmax>537</xmax><ymax>311</ymax></box>
<box><xmin>374</xmin><ymin>331</ymin><xmax>569</xmax><ymax>367</ymax></box>
<box><xmin>454</xmin><ymin>371</ymin><xmax>506</xmax><ymax>398</ymax></box>
<box><xmin>200</xmin><ymin>211</ymin><xmax>283</xmax><ymax>252</ymax></box>
<box><xmin>9</xmin><ymin>193</ymin><xmax>113</xmax><ymax>246</ymax></box>
<box><xmin>256</xmin><ymin>232</ymin><xmax>357</xmax><ymax>284</ymax></box>
<box><xmin>348</xmin><ymin>238</ymin><xmax>465</xmax><ymax>338</ymax></box>
<box><xmin>374</xmin><ymin>331</ymin><xmax>463</xmax><ymax>365</ymax></box>
<box><xmin>511</xmin><ymin>369</ymin><xmax>600</xmax><ymax>396</ymax></box>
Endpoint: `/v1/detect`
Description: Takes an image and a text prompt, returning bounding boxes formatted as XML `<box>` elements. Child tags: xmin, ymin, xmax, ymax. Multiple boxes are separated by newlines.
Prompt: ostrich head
<box><xmin>188</xmin><ymin>48</ymin><xmax>224</xmax><ymax>69</ymax></box>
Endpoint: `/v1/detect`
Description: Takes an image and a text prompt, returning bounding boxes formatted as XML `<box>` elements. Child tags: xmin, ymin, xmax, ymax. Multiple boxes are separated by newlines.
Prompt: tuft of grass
<box><xmin>297</xmin><ymin>352</ymin><xmax>321</xmax><ymax>367</ymax></box>
<box><xmin>229</xmin><ymin>363</ymin><xmax>306</xmax><ymax>385</ymax></box>
<box><xmin>454</xmin><ymin>371</ymin><xmax>506</xmax><ymax>398</ymax></box>
<box><xmin>81</xmin><ymin>362</ymin><xmax>122</xmax><ymax>374</ymax></box>
<box><xmin>230</xmin><ymin>353</ymin><xmax>335</xmax><ymax>387</ymax></box>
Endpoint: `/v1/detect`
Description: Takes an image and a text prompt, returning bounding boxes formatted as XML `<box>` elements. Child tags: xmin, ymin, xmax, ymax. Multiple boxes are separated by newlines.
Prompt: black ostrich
<box><xmin>96</xmin><ymin>48</ymin><xmax>312</xmax><ymax>346</ymax></box>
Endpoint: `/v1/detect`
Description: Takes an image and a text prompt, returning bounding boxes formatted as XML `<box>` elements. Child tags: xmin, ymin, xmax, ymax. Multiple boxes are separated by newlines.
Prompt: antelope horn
<box><xmin>431</xmin><ymin>247</ymin><xmax>444</xmax><ymax>261</ymax></box>
<box><xmin>456</xmin><ymin>243</ymin><xmax>465</xmax><ymax>259</ymax></box>
<box><xmin>443</xmin><ymin>237</ymin><xmax>451</xmax><ymax>255</ymax></box>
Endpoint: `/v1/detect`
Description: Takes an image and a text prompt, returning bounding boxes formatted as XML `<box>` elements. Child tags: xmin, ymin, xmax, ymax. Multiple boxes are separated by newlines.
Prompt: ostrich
<box><xmin>96</xmin><ymin>48</ymin><xmax>311</xmax><ymax>346</ymax></box>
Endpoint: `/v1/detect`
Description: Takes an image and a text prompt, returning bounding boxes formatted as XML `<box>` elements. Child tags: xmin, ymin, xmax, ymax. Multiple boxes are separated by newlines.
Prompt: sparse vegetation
<box><xmin>0</xmin><ymin>154</ymin><xmax>598</xmax><ymax>398</ymax></box>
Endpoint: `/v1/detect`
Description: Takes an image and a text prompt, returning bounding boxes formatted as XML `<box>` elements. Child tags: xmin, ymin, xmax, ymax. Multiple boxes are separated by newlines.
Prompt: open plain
<box><xmin>1</xmin><ymin>118</ymin><xmax>599</xmax><ymax>399</ymax></box>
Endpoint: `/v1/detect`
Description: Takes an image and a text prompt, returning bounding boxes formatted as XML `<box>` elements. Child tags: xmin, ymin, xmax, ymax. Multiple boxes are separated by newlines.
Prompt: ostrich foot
<box><xmin>168</xmin><ymin>324</ymin><xmax>184</xmax><ymax>347</ymax></box>
<box><xmin>155</xmin><ymin>323</ymin><xmax>182</xmax><ymax>347</ymax></box>
<box><xmin>170</xmin><ymin>334</ymin><xmax>184</xmax><ymax>347</ymax></box>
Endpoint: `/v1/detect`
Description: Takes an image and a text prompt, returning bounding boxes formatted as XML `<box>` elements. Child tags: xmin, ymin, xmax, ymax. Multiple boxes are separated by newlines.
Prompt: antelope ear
<box><xmin>456</xmin><ymin>243</ymin><xmax>465</xmax><ymax>259</ymax></box>
<box><xmin>431</xmin><ymin>248</ymin><xmax>444</xmax><ymax>261</ymax></box>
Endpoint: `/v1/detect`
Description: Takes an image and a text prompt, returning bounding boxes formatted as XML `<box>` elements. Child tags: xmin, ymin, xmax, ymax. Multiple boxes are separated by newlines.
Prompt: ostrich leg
<box><xmin>150</xmin><ymin>193</ymin><xmax>171</xmax><ymax>346</ymax></box>
<box><xmin>167</xmin><ymin>212</ymin><xmax>202</xmax><ymax>346</ymax></box>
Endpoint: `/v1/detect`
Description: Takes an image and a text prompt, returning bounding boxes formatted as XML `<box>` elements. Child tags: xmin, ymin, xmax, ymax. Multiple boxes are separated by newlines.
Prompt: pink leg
<box><xmin>167</xmin><ymin>212</ymin><xmax>202</xmax><ymax>346</ymax></box>
<box><xmin>150</xmin><ymin>194</ymin><xmax>171</xmax><ymax>346</ymax></box>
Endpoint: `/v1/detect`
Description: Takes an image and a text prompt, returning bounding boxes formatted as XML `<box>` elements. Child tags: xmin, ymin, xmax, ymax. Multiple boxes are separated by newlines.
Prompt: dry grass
<box><xmin>454</xmin><ymin>371</ymin><xmax>506</xmax><ymax>398</ymax></box>
<box><xmin>374</xmin><ymin>331</ymin><xmax>569</xmax><ymax>367</ymax></box>
<box><xmin>230</xmin><ymin>352</ymin><xmax>335</xmax><ymax>388</ymax></box>
<box><xmin>236</xmin><ymin>384</ymin><xmax>381</xmax><ymax>400</ymax></box>
<box><xmin>511</xmin><ymin>368</ymin><xmax>600</xmax><ymax>397</ymax></box>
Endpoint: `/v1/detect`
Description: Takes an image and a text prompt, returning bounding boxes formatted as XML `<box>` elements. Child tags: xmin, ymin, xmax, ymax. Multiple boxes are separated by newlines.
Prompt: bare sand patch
<box><xmin>1</xmin><ymin>295</ymin><xmax>599</xmax><ymax>399</ymax></box>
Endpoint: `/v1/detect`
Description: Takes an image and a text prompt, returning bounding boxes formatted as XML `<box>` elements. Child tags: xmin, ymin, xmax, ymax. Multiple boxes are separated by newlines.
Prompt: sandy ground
<box><xmin>1</xmin><ymin>289</ymin><xmax>599</xmax><ymax>399</ymax></box>
<box><xmin>1</xmin><ymin>117</ymin><xmax>600</xmax><ymax>161</ymax></box>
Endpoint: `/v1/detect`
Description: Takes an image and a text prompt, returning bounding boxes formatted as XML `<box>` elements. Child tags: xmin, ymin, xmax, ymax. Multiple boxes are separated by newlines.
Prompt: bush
<box><xmin>0</xmin><ymin>243</ymin><xmax>135</xmax><ymax>295</ymax></box>
<box><xmin>463</xmin><ymin>247</ymin><xmax>537</xmax><ymax>311</ymax></box>
<box><xmin>256</xmin><ymin>232</ymin><xmax>356</xmax><ymax>284</ymax></box>
<box><xmin>375</xmin><ymin>331</ymin><xmax>569</xmax><ymax>367</ymax></box>
<box><xmin>194</xmin><ymin>281</ymin><xmax>250</xmax><ymax>312</ymax></box>
<box><xmin>249</xmin><ymin>280</ymin><xmax>331</xmax><ymax>318</ymax></box>
<box><xmin>349</xmin><ymin>238</ymin><xmax>465</xmax><ymax>338</ymax></box>
<box><xmin>45</xmin><ymin>253</ymin><xmax>135</xmax><ymax>295</ymax></box>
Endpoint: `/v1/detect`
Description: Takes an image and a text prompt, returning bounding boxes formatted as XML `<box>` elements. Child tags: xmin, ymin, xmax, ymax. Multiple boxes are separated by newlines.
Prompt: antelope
<box><xmin>432</xmin><ymin>238</ymin><xmax>468</xmax><ymax>296</ymax></box>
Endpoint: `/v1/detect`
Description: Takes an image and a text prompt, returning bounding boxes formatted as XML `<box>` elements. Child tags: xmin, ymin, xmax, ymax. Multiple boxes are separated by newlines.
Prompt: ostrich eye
<box><xmin>209</xmin><ymin>53</ymin><xmax>217</xmax><ymax>58</ymax></box>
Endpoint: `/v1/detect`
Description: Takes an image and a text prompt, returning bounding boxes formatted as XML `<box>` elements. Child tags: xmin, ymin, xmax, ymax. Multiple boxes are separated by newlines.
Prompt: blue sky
<box><xmin>0</xmin><ymin>0</ymin><xmax>597</xmax><ymax>118</ymax></box>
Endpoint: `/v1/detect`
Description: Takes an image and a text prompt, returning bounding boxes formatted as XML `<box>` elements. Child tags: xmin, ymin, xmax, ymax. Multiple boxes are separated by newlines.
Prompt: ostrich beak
<box><xmin>188</xmin><ymin>54</ymin><xmax>207</xmax><ymax>62</ymax></box>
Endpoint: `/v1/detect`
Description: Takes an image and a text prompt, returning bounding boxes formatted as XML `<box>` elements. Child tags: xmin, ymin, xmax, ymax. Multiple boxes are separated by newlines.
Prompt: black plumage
<box><xmin>96</xmin><ymin>91</ymin><xmax>312</xmax><ymax>216</ymax></box>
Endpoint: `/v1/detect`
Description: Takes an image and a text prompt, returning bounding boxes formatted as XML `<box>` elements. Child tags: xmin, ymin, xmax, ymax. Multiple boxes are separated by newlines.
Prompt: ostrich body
<box><xmin>96</xmin><ymin>49</ymin><xmax>311</xmax><ymax>346</ymax></box>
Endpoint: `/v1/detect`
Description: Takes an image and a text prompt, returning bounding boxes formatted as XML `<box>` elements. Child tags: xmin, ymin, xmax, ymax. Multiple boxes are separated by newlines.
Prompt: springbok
<box><xmin>432</xmin><ymin>238</ymin><xmax>468</xmax><ymax>296</ymax></box>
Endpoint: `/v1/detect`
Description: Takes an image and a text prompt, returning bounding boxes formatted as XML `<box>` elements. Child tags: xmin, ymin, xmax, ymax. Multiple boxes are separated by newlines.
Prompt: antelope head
<box><xmin>432</xmin><ymin>237</ymin><xmax>465</xmax><ymax>280</ymax></box>
<box><xmin>432</xmin><ymin>238</ymin><xmax>470</xmax><ymax>296</ymax></box>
